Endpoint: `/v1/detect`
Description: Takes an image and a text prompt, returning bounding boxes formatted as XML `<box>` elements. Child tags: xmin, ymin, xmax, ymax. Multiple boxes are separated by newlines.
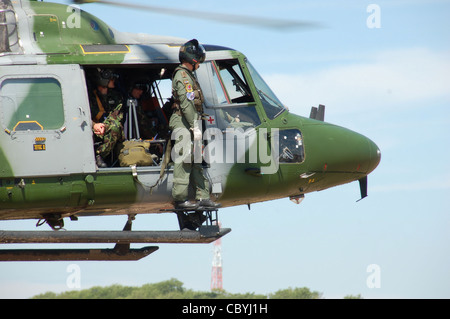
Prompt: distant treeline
<box><xmin>31</xmin><ymin>278</ymin><xmax>362</xmax><ymax>299</ymax></box>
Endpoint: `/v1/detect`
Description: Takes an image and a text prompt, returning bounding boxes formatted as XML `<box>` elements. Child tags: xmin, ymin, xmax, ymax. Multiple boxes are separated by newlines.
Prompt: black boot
<box><xmin>96</xmin><ymin>155</ymin><xmax>107</xmax><ymax>168</ymax></box>
<box><xmin>197</xmin><ymin>198</ymin><xmax>221</xmax><ymax>208</ymax></box>
<box><xmin>174</xmin><ymin>200</ymin><xmax>199</xmax><ymax>210</ymax></box>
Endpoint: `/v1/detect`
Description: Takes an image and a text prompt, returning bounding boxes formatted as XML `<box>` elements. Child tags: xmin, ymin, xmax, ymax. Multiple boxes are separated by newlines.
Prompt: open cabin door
<box><xmin>0</xmin><ymin>64</ymin><xmax>96</xmax><ymax>178</ymax></box>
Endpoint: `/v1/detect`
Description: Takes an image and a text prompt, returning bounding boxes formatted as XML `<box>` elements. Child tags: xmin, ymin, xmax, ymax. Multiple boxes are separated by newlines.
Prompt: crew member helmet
<box><xmin>95</xmin><ymin>69</ymin><xmax>118</xmax><ymax>87</ymax></box>
<box><xmin>179</xmin><ymin>39</ymin><xmax>206</xmax><ymax>65</ymax></box>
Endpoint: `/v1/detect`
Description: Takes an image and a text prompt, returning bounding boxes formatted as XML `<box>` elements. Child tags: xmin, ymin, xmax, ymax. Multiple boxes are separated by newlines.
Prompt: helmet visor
<box><xmin>196</xmin><ymin>44</ymin><xmax>206</xmax><ymax>63</ymax></box>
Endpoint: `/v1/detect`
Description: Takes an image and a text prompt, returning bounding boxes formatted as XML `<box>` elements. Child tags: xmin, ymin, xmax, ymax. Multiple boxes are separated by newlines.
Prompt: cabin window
<box><xmin>0</xmin><ymin>77</ymin><xmax>64</xmax><ymax>131</ymax></box>
<box><xmin>199</xmin><ymin>59</ymin><xmax>261</xmax><ymax>130</ymax></box>
<box><xmin>278</xmin><ymin>129</ymin><xmax>305</xmax><ymax>163</ymax></box>
<box><xmin>246</xmin><ymin>61</ymin><xmax>286</xmax><ymax>119</ymax></box>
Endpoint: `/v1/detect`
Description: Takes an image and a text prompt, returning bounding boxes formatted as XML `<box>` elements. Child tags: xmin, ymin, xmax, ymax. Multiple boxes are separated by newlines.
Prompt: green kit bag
<box><xmin>119</xmin><ymin>140</ymin><xmax>157</xmax><ymax>167</ymax></box>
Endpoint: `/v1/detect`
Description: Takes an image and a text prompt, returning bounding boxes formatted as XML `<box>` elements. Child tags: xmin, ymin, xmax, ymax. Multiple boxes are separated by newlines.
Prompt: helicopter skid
<box><xmin>0</xmin><ymin>228</ymin><xmax>231</xmax><ymax>261</ymax></box>
<box><xmin>0</xmin><ymin>246</ymin><xmax>159</xmax><ymax>262</ymax></box>
<box><xmin>0</xmin><ymin>228</ymin><xmax>230</xmax><ymax>244</ymax></box>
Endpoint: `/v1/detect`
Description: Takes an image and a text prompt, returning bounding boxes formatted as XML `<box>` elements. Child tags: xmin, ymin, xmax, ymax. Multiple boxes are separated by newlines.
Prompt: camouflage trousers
<box><xmin>95</xmin><ymin>106</ymin><xmax>124</xmax><ymax>158</ymax></box>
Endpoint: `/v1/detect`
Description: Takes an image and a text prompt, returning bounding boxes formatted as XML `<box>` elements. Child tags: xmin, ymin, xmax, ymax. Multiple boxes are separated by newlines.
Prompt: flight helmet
<box><xmin>179</xmin><ymin>39</ymin><xmax>206</xmax><ymax>65</ymax></box>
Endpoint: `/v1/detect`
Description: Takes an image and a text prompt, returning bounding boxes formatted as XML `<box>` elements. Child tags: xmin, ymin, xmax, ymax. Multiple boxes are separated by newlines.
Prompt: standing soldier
<box><xmin>170</xmin><ymin>39</ymin><xmax>220</xmax><ymax>210</ymax></box>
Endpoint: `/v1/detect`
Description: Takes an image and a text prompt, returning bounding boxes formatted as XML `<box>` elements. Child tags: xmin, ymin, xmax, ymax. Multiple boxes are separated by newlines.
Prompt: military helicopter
<box><xmin>0</xmin><ymin>0</ymin><xmax>380</xmax><ymax>261</ymax></box>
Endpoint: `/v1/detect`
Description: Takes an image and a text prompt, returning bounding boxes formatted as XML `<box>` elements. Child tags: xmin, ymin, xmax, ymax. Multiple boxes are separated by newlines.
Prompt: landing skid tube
<box><xmin>0</xmin><ymin>229</ymin><xmax>231</xmax><ymax>244</ymax></box>
<box><xmin>0</xmin><ymin>247</ymin><xmax>159</xmax><ymax>262</ymax></box>
<box><xmin>0</xmin><ymin>212</ymin><xmax>231</xmax><ymax>262</ymax></box>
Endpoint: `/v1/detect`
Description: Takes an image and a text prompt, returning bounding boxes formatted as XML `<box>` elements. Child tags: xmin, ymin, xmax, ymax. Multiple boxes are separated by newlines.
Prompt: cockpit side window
<box><xmin>213</xmin><ymin>59</ymin><xmax>254</xmax><ymax>104</ymax></box>
<box><xmin>211</xmin><ymin>62</ymin><xmax>228</xmax><ymax>105</ymax></box>
<box><xmin>197</xmin><ymin>59</ymin><xmax>260</xmax><ymax>130</ymax></box>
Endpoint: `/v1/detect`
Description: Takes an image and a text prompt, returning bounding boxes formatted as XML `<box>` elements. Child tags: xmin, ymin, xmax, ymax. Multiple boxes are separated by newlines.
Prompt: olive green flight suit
<box><xmin>170</xmin><ymin>65</ymin><xmax>209</xmax><ymax>202</ymax></box>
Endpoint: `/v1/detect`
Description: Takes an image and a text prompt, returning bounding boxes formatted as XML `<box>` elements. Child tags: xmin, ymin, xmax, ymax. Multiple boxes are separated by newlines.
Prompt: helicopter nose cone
<box><xmin>304</xmin><ymin>123</ymin><xmax>380</xmax><ymax>175</ymax></box>
<box><xmin>367</xmin><ymin>137</ymin><xmax>381</xmax><ymax>174</ymax></box>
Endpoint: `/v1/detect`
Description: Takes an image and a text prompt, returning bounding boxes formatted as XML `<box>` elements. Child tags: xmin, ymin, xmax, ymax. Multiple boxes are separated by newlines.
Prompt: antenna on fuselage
<box><xmin>309</xmin><ymin>104</ymin><xmax>325</xmax><ymax>121</ymax></box>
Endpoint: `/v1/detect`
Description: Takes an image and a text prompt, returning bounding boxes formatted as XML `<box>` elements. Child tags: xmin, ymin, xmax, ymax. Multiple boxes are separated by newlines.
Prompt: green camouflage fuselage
<box><xmin>0</xmin><ymin>0</ymin><xmax>380</xmax><ymax>221</ymax></box>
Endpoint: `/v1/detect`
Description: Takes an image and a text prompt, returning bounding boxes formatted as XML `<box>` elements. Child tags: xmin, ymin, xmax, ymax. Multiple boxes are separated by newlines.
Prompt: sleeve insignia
<box><xmin>186</xmin><ymin>92</ymin><xmax>195</xmax><ymax>101</ymax></box>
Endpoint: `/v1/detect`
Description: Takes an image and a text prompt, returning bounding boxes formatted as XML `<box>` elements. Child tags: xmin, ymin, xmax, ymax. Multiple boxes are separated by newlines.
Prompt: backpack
<box><xmin>119</xmin><ymin>140</ymin><xmax>158</xmax><ymax>167</ymax></box>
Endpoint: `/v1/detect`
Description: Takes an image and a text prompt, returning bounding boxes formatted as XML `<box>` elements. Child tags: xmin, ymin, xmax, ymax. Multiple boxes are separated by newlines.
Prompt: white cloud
<box><xmin>265</xmin><ymin>48</ymin><xmax>450</xmax><ymax>116</ymax></box>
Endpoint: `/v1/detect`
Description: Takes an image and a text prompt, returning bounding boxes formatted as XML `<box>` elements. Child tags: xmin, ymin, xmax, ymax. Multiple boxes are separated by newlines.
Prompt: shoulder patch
<box><xmin>186</xmin><ymin>92</ymin><xmax>195</xmax><ymax>101</ymax></box>
<box><xmin>181</xmin><ymin>71</ymin><xmax>188</xmax><ymax>78</ymax></box>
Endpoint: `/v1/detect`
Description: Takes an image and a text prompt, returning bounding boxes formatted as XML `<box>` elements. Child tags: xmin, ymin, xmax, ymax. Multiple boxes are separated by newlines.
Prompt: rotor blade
<box><xmin>72</xmin><ymin>0</ymin><xmax>322</xmax><ymax>31</ymax></box>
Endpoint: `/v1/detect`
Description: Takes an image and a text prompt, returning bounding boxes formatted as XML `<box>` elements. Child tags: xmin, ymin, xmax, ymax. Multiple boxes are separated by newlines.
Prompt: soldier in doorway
<box><xmin>170</xmin><ymin>39</ymin><xmax>220</xmax><ymax>210</ymax></box>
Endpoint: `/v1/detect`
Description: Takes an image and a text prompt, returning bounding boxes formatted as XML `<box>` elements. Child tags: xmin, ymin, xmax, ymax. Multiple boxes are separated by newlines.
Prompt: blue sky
<box><xmin>1</xmin><ymin>0</ymin><xmax>450</xmax><ymax>299</ymax></box>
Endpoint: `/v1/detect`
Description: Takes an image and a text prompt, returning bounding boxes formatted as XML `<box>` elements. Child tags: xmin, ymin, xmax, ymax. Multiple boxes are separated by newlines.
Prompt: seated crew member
<box><xmin>124</xmin><ymin>79</ymin><xmax>148</xmax><ymax>140</ymax></box>
<box><xmin>89</xmin><ymin>69</ymin><xmax>124</xmax><ymax>168</ymax></box>
<box><xmin>142</xmin><ymin>96</ymin><xmax>169</xmax><ymax>137</ymax></box>
<box><xmin>126</xmin><ymin>79</ymin><xmax>160</xmax><ymax>140</ymax></box>
<box><xmin>128</xmin><ymin>78</ymin><xmax>170</xmax><ymax>138</ymax></box>
<box><xmin>124</xmin><ymin>80</ymin><xmax>166</xmax><ymax>159</ymax></box>
<box><xmin>138</xmin><ymin>83</ymin><xmax>169</xmax><ymax>139</ymax></box>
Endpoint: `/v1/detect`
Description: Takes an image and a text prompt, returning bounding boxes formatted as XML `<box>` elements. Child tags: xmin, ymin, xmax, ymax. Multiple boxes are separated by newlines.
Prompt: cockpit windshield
<box><xmin>246</xmin><ymin>61</ymin><xmax>286</xmax><ymax>119</ymax></box>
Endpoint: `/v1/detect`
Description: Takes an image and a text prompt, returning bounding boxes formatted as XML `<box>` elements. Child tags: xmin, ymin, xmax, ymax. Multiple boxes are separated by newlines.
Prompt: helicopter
<box><xmin>0</xmin><ymin>0</ymin><xmax>380</xmax><ymax>261</ymax></box>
